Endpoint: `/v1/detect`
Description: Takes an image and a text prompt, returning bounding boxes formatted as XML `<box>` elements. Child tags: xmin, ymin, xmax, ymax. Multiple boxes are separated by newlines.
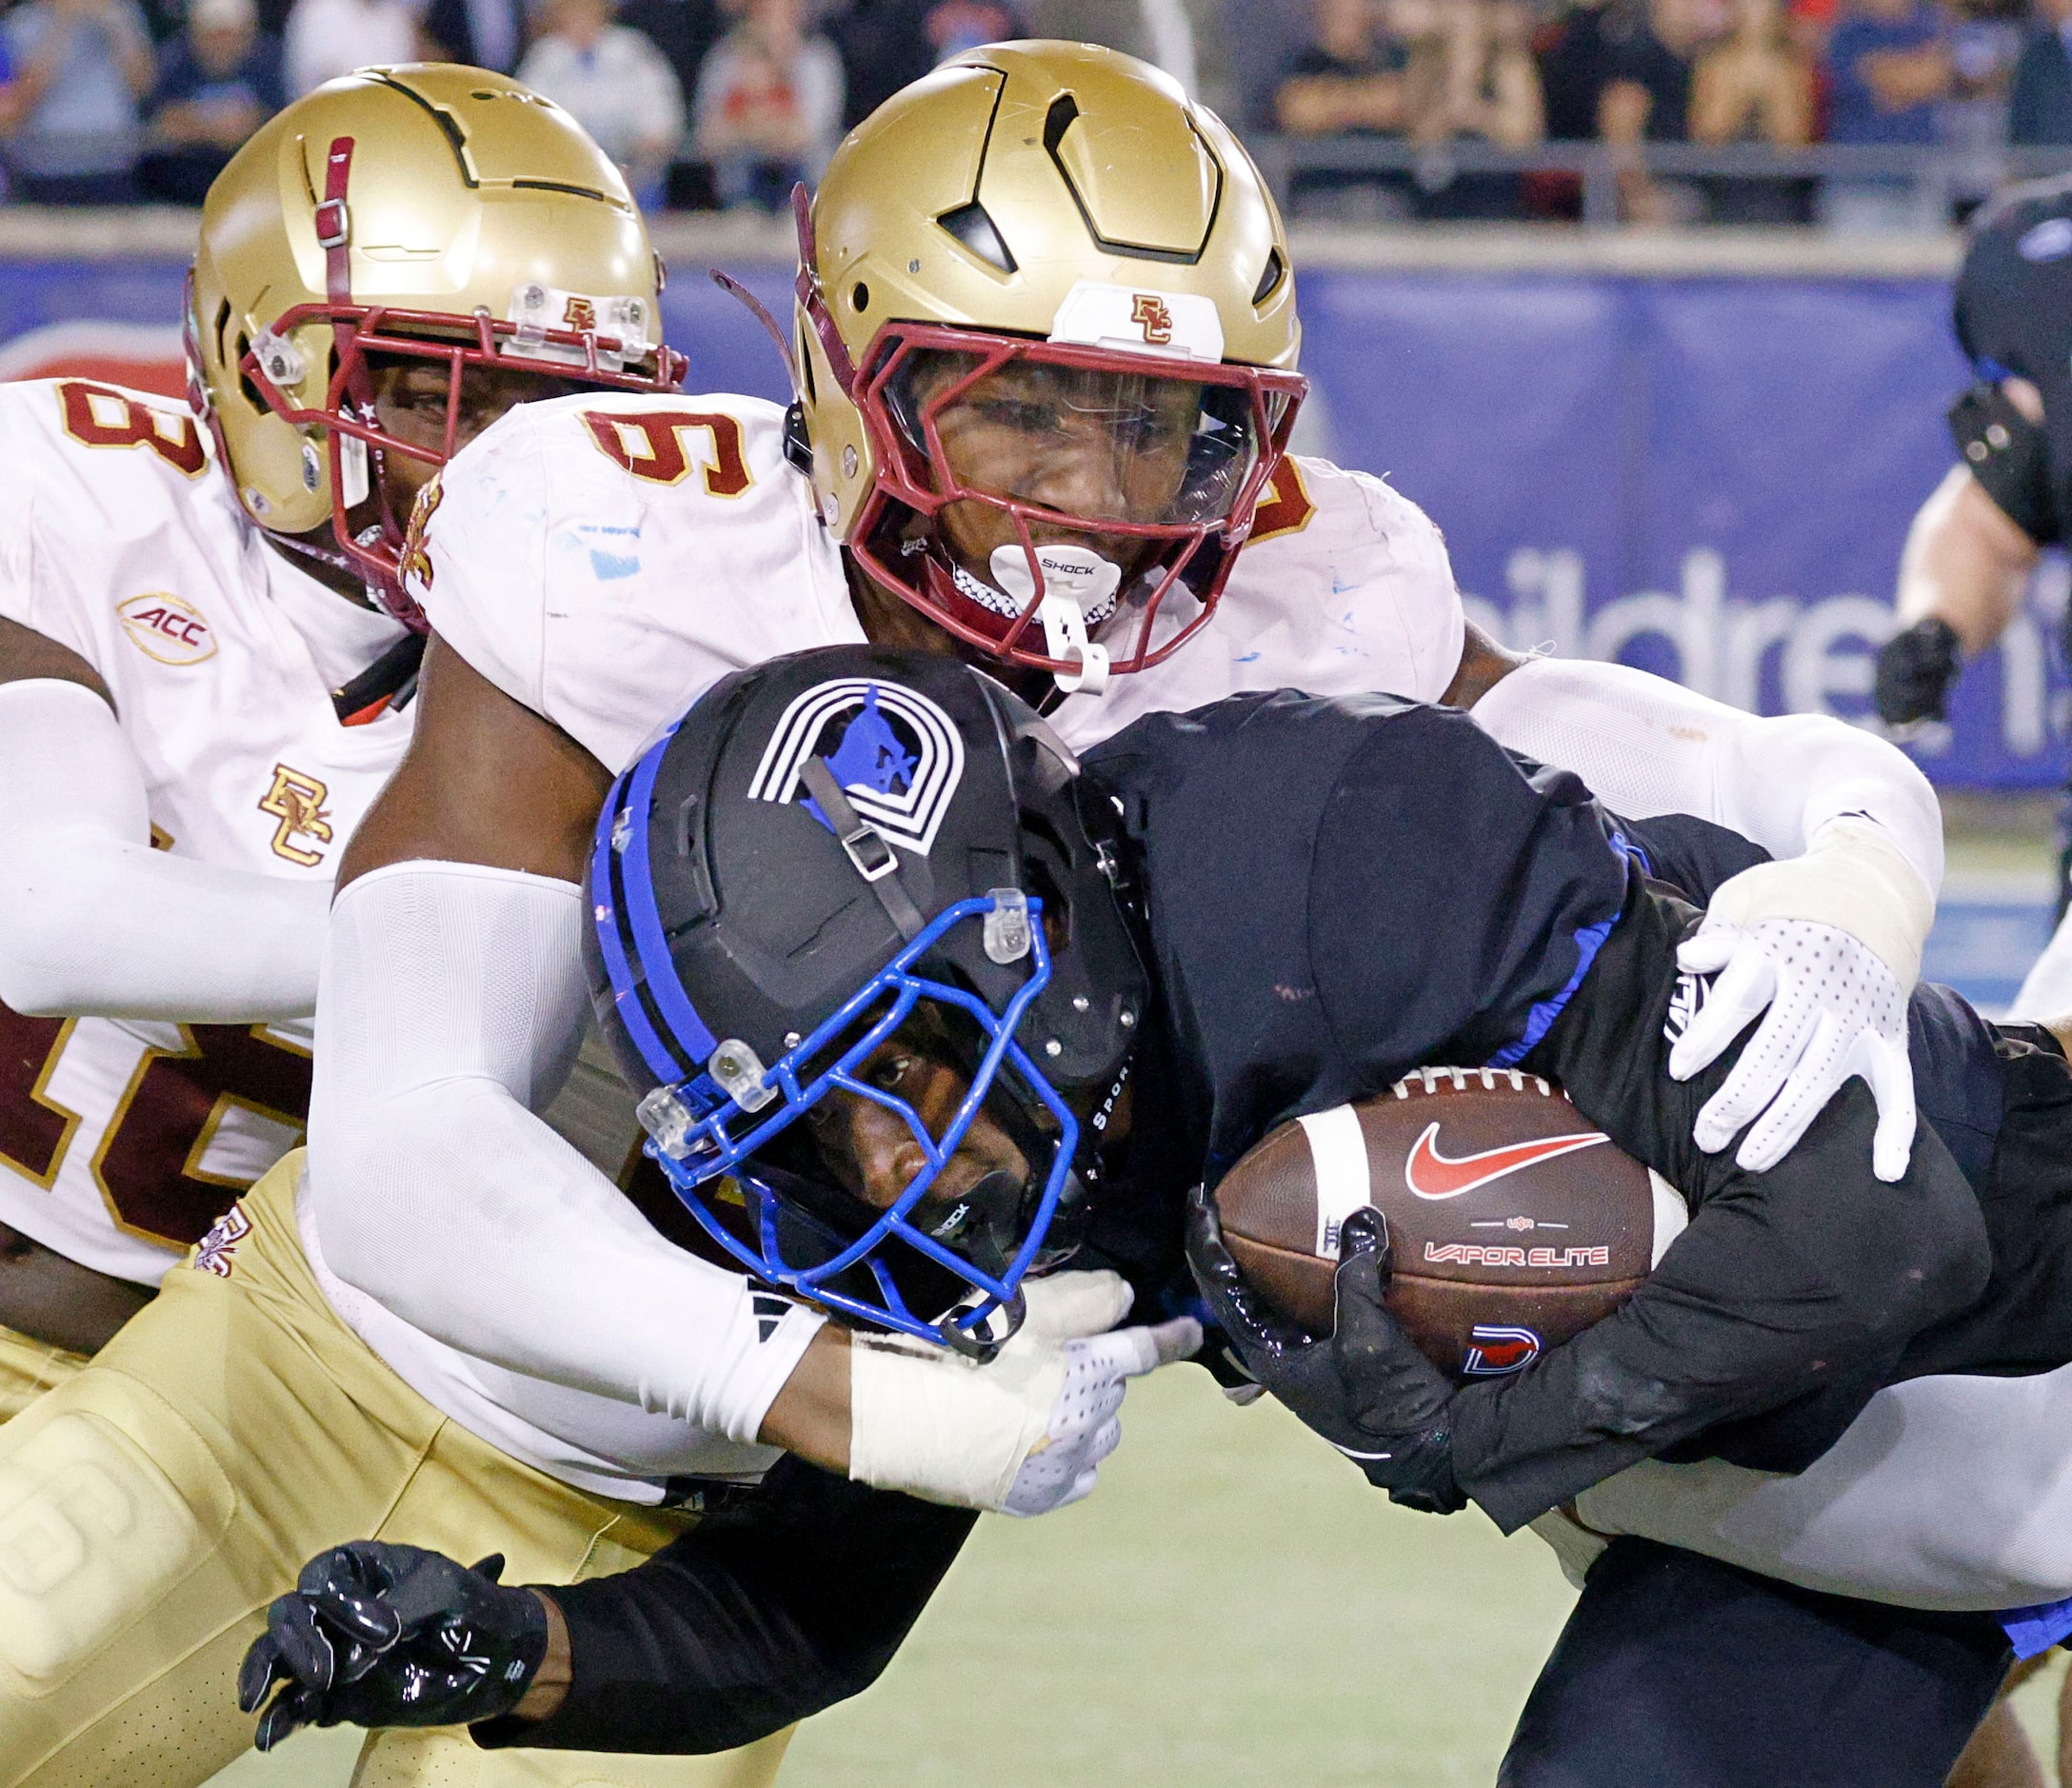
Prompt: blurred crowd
<box><xmin>0</xmin><ymin>0</ymin><xmax>2065</xmax><ymax>220</ymax></box>
<box><xmin>0</xmin><ymin>0</ymin><xmax>1021</xmax><ymax>208</ymax></box>
<box><xmin>1252</xmin><ymin>0</ymin><xmax>2060</xmax><ymax>225</ymax></box>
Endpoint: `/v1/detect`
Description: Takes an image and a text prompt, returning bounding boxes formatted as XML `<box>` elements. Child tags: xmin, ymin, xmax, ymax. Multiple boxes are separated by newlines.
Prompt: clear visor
<box><xmin>885</xmin><ymin>347</ymin><xmax>1267</xmax><ymax>528</ymax></box>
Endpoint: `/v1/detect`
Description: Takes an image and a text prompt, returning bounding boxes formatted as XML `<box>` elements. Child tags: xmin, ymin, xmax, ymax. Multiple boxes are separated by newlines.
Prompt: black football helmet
<box><xmin>585</xmin><ymin>646</ymin><xmax>1147</xmax><ymax>1350</ymax></box>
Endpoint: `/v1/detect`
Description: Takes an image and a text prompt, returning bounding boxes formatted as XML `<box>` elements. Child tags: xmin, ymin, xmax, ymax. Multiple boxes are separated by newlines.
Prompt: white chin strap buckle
<box><xmin>989</xmin><ymin>543</ymin><xmax>1117</xmax><ymax>698</ymax></box>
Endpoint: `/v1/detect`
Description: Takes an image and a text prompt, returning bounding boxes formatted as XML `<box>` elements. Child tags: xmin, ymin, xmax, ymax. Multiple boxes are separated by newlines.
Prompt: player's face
<box><xmin>897</xmin><ymin>352</ymin><xmax>1257</xmax><ymax>584</ymax></box>
<box><xmin>803</xmin><ymin>1019</ymin><xmax>1034</xmax><ymax>1219</ymax></box>
<box><xmin>366</xmin><ymin>358</ymin><xmax>582</xmax><ymax>510</ymax></box>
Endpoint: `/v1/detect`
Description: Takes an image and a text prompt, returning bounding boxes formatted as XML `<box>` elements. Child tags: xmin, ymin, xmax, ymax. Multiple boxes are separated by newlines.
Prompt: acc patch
<box><xmin>1462</xmin><ymin>1324</ymin><xmax>1543</xmax><ymax>1376</ymax></box>
<box><xmin>747</xmin><ymin>678</ymin><xmax>966</xmax><ymax>857</ymax></box>
<box><xmin>117</xmin><ymin>592</ymin><xmax>214</xmax><ymax>666</ymax></box>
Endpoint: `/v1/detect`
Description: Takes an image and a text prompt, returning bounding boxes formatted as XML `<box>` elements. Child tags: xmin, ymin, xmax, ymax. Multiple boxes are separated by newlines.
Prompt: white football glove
<box><xmin>1668</xmin><ymin>819</ymin><xmax>1929</xmax><ymax>1183</ymax></box>
<box><xmin>847</xmin><ymin>1270</ymin><xmax>1201</xmax><ymax>1517</ymax></box>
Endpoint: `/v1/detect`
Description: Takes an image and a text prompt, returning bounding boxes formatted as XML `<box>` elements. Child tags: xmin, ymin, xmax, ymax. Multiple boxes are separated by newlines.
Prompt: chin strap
<box><xmin>791</xmin><ymin>183</ymin><xmax>857</xmax><ymax>398</ymax></box>
<box><xmin>331</xmin><ymin>630</ymin><xmax>428</xmax><ymax>725</ymax></box>
<box><xmin>799</xmin><ymin>756</ymin><xmax>926</xmax><ymax>941</ymax></box>
<box><xmin>318</xmin><ymin>135</ymin><xmax>371</xmax><ymax>454</ymax></box>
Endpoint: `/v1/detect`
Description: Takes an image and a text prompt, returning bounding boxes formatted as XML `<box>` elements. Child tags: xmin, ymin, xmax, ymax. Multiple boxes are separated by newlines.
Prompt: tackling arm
<box><xmin>1466</xmin><ymin>651</ymin><xmax>1942</xmax><ymax>899</ymax></box>
<box><xmin>316</xmin><ymin>637</ymin><xmax>831</xmax><ymax>1448</ymax></box>
<box><xmin>484</xmin><ymin>1460</ymin><xmax>977</xmax><ymax>1752</ymax></box>
<box><xmin>1569</xmin><ymin>1361</ymin><xmax>2072</xmax><ymax>1614</ymax></box>
<box><xmin>238</xmin><ymin>1460</ymin><xmax>977</xmax><ymax>1753</ymax></box>
<box><xmin>1469</xmin><ymin>650</ymin><xmax>1939</xmax><ymax>1181</ymax></box>
<box><xmin>315</xmin><ymin>640</ymin><xmax>1192</xmax><ymax>1509</ymax></box>
<box><xmin>0</xmin><ymin>624</ymin><xmax>331</xmax><ymax>1021</ymax></box>
<box><xmin>1452</xmin><ymin>880</ymin><xmax>1992</xmax><ymax>1534</ymax></box>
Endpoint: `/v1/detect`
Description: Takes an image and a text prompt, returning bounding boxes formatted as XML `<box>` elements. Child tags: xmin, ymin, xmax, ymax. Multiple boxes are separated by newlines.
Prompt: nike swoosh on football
<box><xmin>1404</xmin><ymin>1122</ymin><xmax>1611</xmax><ymax>1201</ymax></box>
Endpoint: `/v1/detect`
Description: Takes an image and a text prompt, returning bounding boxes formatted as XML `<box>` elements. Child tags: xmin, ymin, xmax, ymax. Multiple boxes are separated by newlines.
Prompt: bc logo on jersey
<box><xmin>257</xmin><ymin>765</ymin><xmax>333</xmax><ymax>866</ymax></box>
<box><xmin>747</xmin><ymin>679</ymin><xmax>966</xmax><ymax>858</ymax></box>
<box><xmin>191</xmin><ymin>1202</ymin><xmax>251</xmax><ymax>1278</ymax></box>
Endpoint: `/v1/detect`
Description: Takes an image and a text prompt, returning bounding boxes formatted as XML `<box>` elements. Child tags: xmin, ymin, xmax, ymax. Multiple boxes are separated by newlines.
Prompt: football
<box><xmin>1213</xmin><ymin>1066</ymin><xmax>1689</xmax><ymax>1381</ymax></box>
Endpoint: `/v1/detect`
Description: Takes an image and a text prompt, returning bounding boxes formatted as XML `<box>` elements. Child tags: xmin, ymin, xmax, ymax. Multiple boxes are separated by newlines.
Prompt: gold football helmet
<box><xmin>792</xmin><ymin>40</ymin><xmax>1305</xmax><ymax>689</ymax></box>
<box><xmin>188</xmin><ymin>65</ymin><xmax>684</xmax><ymax>622</ymax></box>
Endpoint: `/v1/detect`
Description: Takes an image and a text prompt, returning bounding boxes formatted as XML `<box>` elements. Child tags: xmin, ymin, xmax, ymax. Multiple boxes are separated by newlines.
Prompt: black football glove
<box><xmin>1186</xmin><ymin>1190</ymin><xmax>1464</xmax><ymax>1514</ymax></box>
<box><xmin>1872</xmin><ymin>615</ymin><xmax>1962</xmax><ymax>725</ymax></box>
<box><xmin>237</xmin><ymin>1542</ymin><xmax>549</xmax><ymax>1751</ymax></box>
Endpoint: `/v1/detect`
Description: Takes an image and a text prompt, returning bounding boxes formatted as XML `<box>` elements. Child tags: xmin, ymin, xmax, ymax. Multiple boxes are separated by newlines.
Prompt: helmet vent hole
<box><xmin>850</xmin><ymin>282</ymin><xmax>870</xmax><ymax>313</ymax></box>
<box><xmin>1042</xmin><ymin>92</ymin><xmax>1080</xmax><ymax>155</ymax></box>
<box><xmin>937</xmin><ymin>201</ymin><xmax>1017</xmax><ymax>275</ymax></box>
<box><xmin>232</xmin><ymin>334</ymin><xmax>265</xmax><ymax>414</ymax></box>
<box><xmin>1251</xmin><ymin>248</ymin><xmax>1285</xmax><ymax>308</ymax></box>
<box><xmin>212</xmin><ymin>299</ymin><xmax>231</xmax><ymax>362</ymax></box>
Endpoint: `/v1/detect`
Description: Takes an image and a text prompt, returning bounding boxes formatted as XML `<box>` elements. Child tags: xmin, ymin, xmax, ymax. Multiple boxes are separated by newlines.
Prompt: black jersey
<box><xmin>1083</xmin><ymin>690</ymin><xmax>2061</xmax><ymax>1532</ymax></box>
<box><xmin>1953</xmin><ymin>176</ymin><xmax>2072</xmax><ymax>542</ymax></box>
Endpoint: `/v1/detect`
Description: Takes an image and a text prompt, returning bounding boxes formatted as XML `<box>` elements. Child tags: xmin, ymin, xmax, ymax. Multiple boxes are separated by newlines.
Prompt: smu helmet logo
<box><xmin>747</xmin><ymin>679</ymin><xmax>966</xmax><ymax>856</ymax></box>
<box><xmin>1462</xmin><ymin>1325</ymin><xmax>1543</xmax><ymax>1376</ymax></box>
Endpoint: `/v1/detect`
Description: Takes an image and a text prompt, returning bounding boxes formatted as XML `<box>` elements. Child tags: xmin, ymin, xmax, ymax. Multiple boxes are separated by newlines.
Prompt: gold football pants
<box><xmin>0</xmin><ymin>1321</ymin><xmax>87</xmax><ymax>1423</ymax></box>
<box><xmin>0</xmin><ymin>1151</ymin><xmax>792</xmax><ymax>1788</ymax></box>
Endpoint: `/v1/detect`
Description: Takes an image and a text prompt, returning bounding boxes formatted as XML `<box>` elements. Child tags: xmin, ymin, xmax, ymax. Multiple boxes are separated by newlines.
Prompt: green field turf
<box><xmin>784</xmin><ymin>1365</ymin><xmax>1580</xmax><ymax>1786</ymax></box>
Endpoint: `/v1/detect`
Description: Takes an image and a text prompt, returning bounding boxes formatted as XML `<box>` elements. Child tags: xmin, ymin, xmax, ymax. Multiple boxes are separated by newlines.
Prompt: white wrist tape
<box><xmin>849</xmin><ymin>1336</ymin><xmax>1065</xmax><ymax>1511</ymax></box>
<box><xmin>847</xmin><ymin>1271</ymin><xmax>1132</xmax><ymax>1511</ymax></box>
<box><xmin>1703</xmin><ymin>819</ymin><xmax>1933</xmax><ymax>991</ymax></box>
<box><xmin>0</xmin><ymin>677</ymin><xmax>330</xmax><ymax>1020</ymax></box>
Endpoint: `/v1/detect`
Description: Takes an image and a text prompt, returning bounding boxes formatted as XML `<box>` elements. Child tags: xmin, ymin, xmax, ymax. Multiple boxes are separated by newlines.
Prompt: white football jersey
<box><xmin>0</xmin><ymin>378</ymin><xmax>411</xmax><ymax>1283</ymax></box>
<box><xmin>417</xmin><ymin>390</ymin><xmax>1464</xmax><ymax>776</ymax></box>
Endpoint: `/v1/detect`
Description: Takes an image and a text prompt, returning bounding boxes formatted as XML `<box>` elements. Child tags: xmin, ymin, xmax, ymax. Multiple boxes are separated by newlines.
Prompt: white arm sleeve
<box><xmin>1469</xmin><ymin>657</ymin><xmax>1944</xmax><ymax>897</ymax></box>
<box><xmin>309</xmin><ymin>860</ymin><xmax>823</xmax><ymax>1444</ymax></box>
<box><xmin>0</xmin><ymin>678</ymin><xmax>332</xmax><ymax>1021</ymax></box>
<box><xmin>1573</xmin><ymin>1363</ymin><xmax>2072</xmax><ymax>1611</ymax></box>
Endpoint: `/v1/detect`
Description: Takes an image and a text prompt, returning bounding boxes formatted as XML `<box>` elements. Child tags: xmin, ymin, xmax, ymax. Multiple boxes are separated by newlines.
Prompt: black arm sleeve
<box><xmin>1948</xmin><ymin>380</ymin><xmax>2059</xmax><ymax>544</ymax></box>
<box><xmin>473</xmin><ymin>1458</ymin><xmax>977</xmax><ymax>1755</ymax></box>
<box><xmin>1444</xmin><ymin>878</ymin><xmax>1993</xmax><ymax>1536</ymax></box>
